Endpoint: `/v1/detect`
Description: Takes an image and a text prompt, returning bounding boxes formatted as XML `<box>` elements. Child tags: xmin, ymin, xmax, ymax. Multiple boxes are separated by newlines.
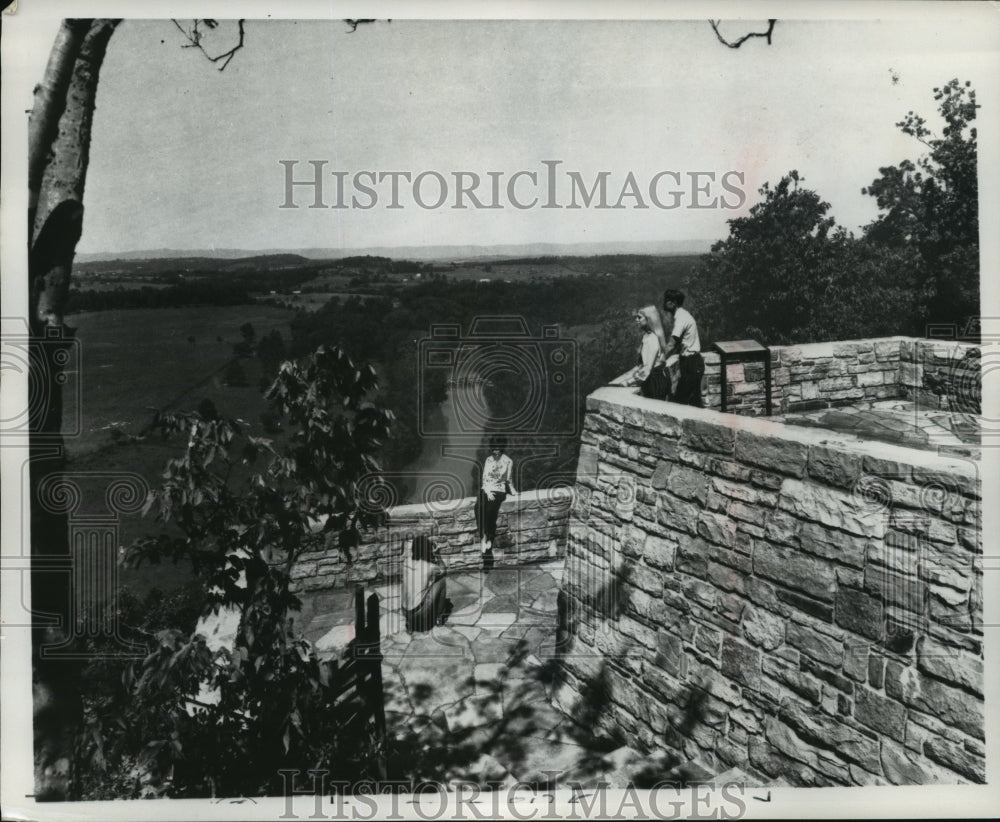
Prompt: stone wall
<box><xmin>291</xmin><ymin>489</ymin><xmax>571</xmax><ymax>592</ymax></box>
<box><xmin>696</xmin><ymin>336</ymin><xmax>980</xmax><ymax>416</ymax></box>
<box><xmin>900</xmin><ymin>339</ymin><xmax>981</xmax><ymax>414</ymax></box>
<box><xmin>554</xmin><ymin>387</ymin><xmax>983</xmax><ymax>786</ymax></box>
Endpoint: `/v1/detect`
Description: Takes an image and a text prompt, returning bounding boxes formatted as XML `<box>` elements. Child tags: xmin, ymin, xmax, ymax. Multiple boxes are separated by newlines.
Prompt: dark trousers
<box><xmin>404</xmin><ymin>577</ymin><xmax>448</xmax><ymax>632</ymax></box>
<box><xmin>476</xmin><ymin>490</ymin><xmax>507</xmax><ymax>542</ymax></box>
<box><xmin>675</xmin><ymin>354</ymin><xmax>705</xmax><ymax>407</ymax></box>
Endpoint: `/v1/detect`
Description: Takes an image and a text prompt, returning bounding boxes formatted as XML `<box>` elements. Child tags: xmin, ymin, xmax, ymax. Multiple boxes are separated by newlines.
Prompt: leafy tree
<box><xmin>256</xmin><ymin>328</ymin><xmax>288</xmax><ymax>377</ymax></box>
<box><xmin>691</xmin><ymin>168</ymin><xmax>931</xmax><ymax>346</ymax></box>
<box><xmin>693</xmin><ymin>171</ymin><xmax>841</xmax><ymax>345</ymax></box>
<box><xmin>77</xmin><ymin>346</ymin><xmax>393</xmax><ymax>797</ymax></box>
<box><xmin>862</xmin><ymin>79</ymin><xmax>979</xmax><ymax>334</ymax></box>
<box><xmin>222</xmin><ymin>359</ymin><xmax>249</xmax><ymax>387</ymax></box>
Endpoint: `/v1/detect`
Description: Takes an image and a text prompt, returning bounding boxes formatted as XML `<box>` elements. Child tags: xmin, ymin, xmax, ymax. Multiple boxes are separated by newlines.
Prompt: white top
<box><xmin>633</xmin><ymin>331</ymin><xmax>666</xmax><ymax>384</ymax></box>
<box><xmin>670</xmin><ymin>306</ymin><xmax>701</xmax><ymax>355</ymax></box>
<box><xmin>482</xmin><ymin>453</ymin><xmax>515</xmax><ymax>495</ymax></box>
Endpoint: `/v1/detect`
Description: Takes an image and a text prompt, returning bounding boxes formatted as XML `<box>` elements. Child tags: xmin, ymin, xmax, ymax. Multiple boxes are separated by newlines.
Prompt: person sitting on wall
<box><xmin>476</xmin><ymin>435</ymin><xmax>515</xmax><ymax>570</ymax></box>
<box><xmin>662</xmin><ymin>288</ymin><xmax>704</xmax><ymax>407</ymax></box>
<box><xmin>401</xmin><ymin>535</ymin><xmax>451</xmax><ymax>632</ymax></box>
<box><xmin>608</xmin><ymin>305</ymin><xmax>673</xmax><ymax>399</ymax></box>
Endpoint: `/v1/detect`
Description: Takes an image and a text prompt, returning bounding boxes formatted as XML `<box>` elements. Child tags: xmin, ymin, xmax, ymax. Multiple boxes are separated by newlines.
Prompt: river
<box><xmin>399</xmin><ymin>381</ymin><xmax>487</xmax><ymax>505</ymax></box>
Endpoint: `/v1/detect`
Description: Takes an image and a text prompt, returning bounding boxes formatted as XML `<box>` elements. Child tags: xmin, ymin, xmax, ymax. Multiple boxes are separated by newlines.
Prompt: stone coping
<box><xmin>588</xmin><ymin>386</ymin><xmax>979</xmax><ymax>483</ymax></box>
<box><xmin>367</xmin><ymin>487</ymin><xmax>572</xmax><ymax>520</ymax></box>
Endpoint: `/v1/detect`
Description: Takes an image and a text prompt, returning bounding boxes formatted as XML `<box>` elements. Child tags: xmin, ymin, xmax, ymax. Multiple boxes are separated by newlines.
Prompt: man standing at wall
<box><xmin>662</xmin><ymin>289</ymin><xmax>704</xmax><ymax>407</ymax></box>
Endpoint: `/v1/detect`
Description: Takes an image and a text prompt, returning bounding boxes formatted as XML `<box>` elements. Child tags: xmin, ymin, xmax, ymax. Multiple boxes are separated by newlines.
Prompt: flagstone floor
<box><xmin>295</xmin><ymin>560</ymin><xmax>718</xmax><ymax>789</ymax></box>
<box><xmin>778</xmin><ymin>399</ymin><xmax>979</xmax><ymax>456</ymax></box>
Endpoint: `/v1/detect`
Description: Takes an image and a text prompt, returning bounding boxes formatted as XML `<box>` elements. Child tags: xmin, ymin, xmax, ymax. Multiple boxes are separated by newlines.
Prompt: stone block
<box><xmin>880</xmin><ymin>738</ymin><xmax>959</xmax><ymax>785</ymax></box>
<box><xmin>577</xmin><ymin>444</ymin><xmax>600</xmax><ymax>480</ymax></box>
<box><xmin>779</xmin><ymin>700</ymin><xmax>881</xmax><ymax>774</ymax></box>
<box><xmin>777</xmin><ymin>478</ymin><xmax>886</xmax><ymax>539</ymax></box>
<box><xmin>657</xmin><ymin>493</ymin><xmax>700</xmax><ymax>535</ymax></box>
<box><xmin>650</xmin><ymin>461</ymin><xmax>671</xmax><ymax>490</ymax></box>
<box><xmin>687</xmin><ymin>658</ymin><xmax>743</xmax><ymax>706</ymax></box>
<box><xmin>627</xmin><ymin>587</ymin><xmax>665</xmax><ymax>623</ymax></box>
<box><xmin>853</xmin><ymin>686</ymin><xmax>906</xmax><ymax>742</ymax></box>
<box><xmin>775</xmin><ymin>587</ymin><xmax>834</xmax><ymax>623</ymax></box>
<box><xmin>807</xmin><ymin>445</ymin><xmax>862</xmax><ymax>489</ymax></box>
<box><xmin>842</xmin><ymin>642</ymin><xmax>868</xmax><ymax>682</ymax></box>
<box><xmin>696</xmin><ymin>511</ymin><xmax>738</xmax><ymax>548</ymax></box>
<box><xmin>748</xmin><ymin>737</ymin><xmax>826</xmax><ymax>786</ymax></box>
<box><xmin>762</xmin><ymin>656</ymin><xmax>821</xmax><ymax>703</ymax></box>
<box><xmin>763</xmin><ymin>509</ymin><xmax>800</xmax><ymax>546</ymax></box>
<box><xmin>707</xmin><ymin>560</ymin><xmax>746</xmax><ymax>594</ymax></box>
<box><xmin>875</xmin><ymin>340</ymin><xmax>902</xmax><ymax>361</ymax></box>
<box><xmin>728</xmin><ymin>500</ymin><xmax>767</xmax><ymax>526</ymax></box>
<box><xmin>642</xmin><ymin>533</ymin><xmax>676</xmax><ymax>571</ymax></box>
<box><xmin>719</xmin><ymin>592</ymin><xmax>747</xmax><ymax>623</ymax></box>
<box><xmin>705</xmin><ymin>541</ymin><xmax>752</xmax><ymax>575</ymax></box>
<box><xmin>884</xmin><ymin>661</ymin><xmax>983</xmax><ymax>740</ymax></box>
<box><xmin>742</xmin><ymin>606</ymin><xmax>786</xmax><ymax>651</ymax></box>
<box><xmin>864</xmin><ymin>565</ymin><xmax>926</xmax><ymax>616</ymax></box>
<box><xmin>922</xmin><ymin>733</ymin><xmax>986</xmax><ymax>783</ymax></box>
<box><xmin>676</xmin><ymin>536</ymin><xmax>709</xmax><ymax>579</ymax></box>
<box><xmin>681</xmin><ymin>417</ymin><xmax>735</xmax><ymax>455</ymax></box>
<box><xmin>682</xmin><ymin>576</ymin><xmax>718</xmax><ymax>611</ymax></box>
<box><xmin>666</xmin><ymin>464</ymin><xmax>710</xmax><ymax>504</ymax></box>
<box><xmin>706</xmin><ymin>457</ymin><xmax>753</xmax><ymax>482</ymax></box>
<box><xmin>643</xmin><ymin>661</ymin><xmax>690</xmax><ymax>706</ymax></box>
<box><xmin>749</xmin><ymin>469</ymin><xmax>784</xmax><ymax>490</ymax></box>
<box><xmin>786</xmin><ymin>621</ymin><xmax>842</xmax><ymax>666</ymax></box>
<box><xmin>856</xmin><ymin>370</ymin><xmax>886</xmax><ymax>388</ymax></box>
<box><xmin>889</xmin><ymin>511</ymin><xmax>957</xmax><ymax>547</ymax></box>
<box><xmin>916</xmin><ymin>635</ymin><xmax>983</xmax><ymax>697</ymax></box>
<box><xmin>720</xmin><ymin>636</ymin><xmax>763</xmax><ymax>691</ymax></box>
<box><xmin>694</xmin><ymin>623</ymin><xmax>722</xmax><ymax>657</ymax></box>
<box><xmin>835</xmin><ymin>587</ymin><xmax>884</xmax><ymax>641</ymax></box>
<box><xmin>736</xmin><ymin>431</ymin><xmax>808</xmax><ymax>477</ymax></box>
<box><xmin>640</xmin><ymin>405</ymin><xmax>684</xmax><ymax>438</ymax></box>
<box><xmin>753</xmin><ymin>541</ymin><xmax>837</xmax><ymax>601</ymax></box>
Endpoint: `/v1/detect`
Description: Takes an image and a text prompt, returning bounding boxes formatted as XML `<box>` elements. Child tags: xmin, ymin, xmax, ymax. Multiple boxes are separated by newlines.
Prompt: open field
<box><xmin>63</xmin><ymin>305</ymin><xmax>294</xmax><ymax>597</ymax></box>
<box><xmin>66</xmin><ymin>304</ymin><xmax>294</xmax><ymax>457</ymax></box>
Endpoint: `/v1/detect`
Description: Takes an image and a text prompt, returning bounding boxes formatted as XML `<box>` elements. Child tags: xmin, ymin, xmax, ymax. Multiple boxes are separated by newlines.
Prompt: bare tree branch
<box><xmin>344</xmin><ymin>19</ymin><xmax>390</xmax><ymax>33</ymax></box>
<box><xmin>710</xmin><ymin>19</ymin><xmax>776</xmax><ymax>48</ymax></box>
<box><xmin>172</xmin><ymin>19</ymin><xmax>245</xmax><ymax>71</ymax></box>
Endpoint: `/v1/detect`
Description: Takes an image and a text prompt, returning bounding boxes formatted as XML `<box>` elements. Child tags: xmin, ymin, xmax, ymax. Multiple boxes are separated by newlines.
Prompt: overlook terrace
<box><xmin>285</xmin><ymin>334</ymin><xmax>984</xmax><ymax>787</ymax></box>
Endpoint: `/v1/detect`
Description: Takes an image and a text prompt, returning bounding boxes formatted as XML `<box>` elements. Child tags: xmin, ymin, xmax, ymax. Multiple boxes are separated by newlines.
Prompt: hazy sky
<box><xmin>23</xmin><ymin>14</ymin><xmax>1000</xmax><ymax>254</ymax></box>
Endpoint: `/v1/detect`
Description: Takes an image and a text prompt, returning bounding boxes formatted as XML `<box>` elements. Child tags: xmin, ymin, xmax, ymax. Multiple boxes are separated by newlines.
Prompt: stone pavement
<box><xmin>779</xmin><ymin>399</ymin><xmax>979</xmax><ymax>455</ymax></box>
<box><xmin>296</xmin><ymin>559</ymin><xmax>719</xmax><ymax>789</ymax></box>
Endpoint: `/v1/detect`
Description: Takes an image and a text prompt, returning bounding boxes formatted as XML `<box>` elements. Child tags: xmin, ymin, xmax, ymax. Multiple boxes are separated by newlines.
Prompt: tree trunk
<box><xmin>31</xmin><ymin>18</ymin><xmax>119</xmax><ymax>329</ymax></box>
<box><xmin>28</xmin><ymin>17</ymin><xmax>120</xmax><ymax>802</ymax></box>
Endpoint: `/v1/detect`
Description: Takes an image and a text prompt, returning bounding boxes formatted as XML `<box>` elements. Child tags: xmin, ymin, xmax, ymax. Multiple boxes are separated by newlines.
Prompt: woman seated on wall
<box><xmin>609</xmin><ymin>305</ymin><xmax>676</xmax><ymax>399</ymax></box>
<box><xmin>400</xmin><ymin>535</ymin><xmax>451</xmax><ymax>632</ymax></box>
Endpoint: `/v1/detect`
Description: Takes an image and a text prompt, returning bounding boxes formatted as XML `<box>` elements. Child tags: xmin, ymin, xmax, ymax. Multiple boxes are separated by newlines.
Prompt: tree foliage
<box><xmin>693</xmin><ymin>80</ymin><xmax>978</xmax><ymax>346</ymax></box>
<box><xmin>862</xmin><ymin>78</ymin><xmax>979</xmax><ymax>333</ymax></box>
<box><xmin>694</xmin><ymin>171</ymin><xmax>847</xmax><ymax>345</ymax></box>
<box><xmin>77</xmin><ymin>346</ymin><xmax>393</xmax><ymax>798</ymax></box>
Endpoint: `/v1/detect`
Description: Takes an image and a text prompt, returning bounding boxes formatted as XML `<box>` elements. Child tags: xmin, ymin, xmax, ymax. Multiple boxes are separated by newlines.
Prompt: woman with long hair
<box><xmin>616</xmin><ymin>305</ymin><xmax>672</xmax><ymax>399</ymax></box>
<box><xmin>476</xmin><ymin>434</ymin><xmax>515</xmax><ymax>570</ymax></box>
<box><xmin>401</xmin><ymin>535</ymin><xmax>451</xmax><ymax>632</ymax></box>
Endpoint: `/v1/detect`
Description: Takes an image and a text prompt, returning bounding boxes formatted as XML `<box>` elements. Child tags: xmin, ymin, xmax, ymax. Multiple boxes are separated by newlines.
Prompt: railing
<box><xmin>325</xmin><ymin>586</ymin><xmax>387</xmax><ymax>778</ymax></box>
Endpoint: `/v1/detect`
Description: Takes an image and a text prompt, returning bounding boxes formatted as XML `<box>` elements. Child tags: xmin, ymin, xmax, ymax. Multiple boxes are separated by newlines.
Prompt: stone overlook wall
<box><xmin>697</xmin><ymin>336</ymin><xmax>980</xmax><ymax>416</ymax></box>
<box><xmin>291</xmin><ymin>489</ymin><xmax>570</xmax><ymax>592</ymax></box>
<box><xmin>555</xmin><ymin>387</ymin><xmax>983</xmax><ymax>786</ymax></box>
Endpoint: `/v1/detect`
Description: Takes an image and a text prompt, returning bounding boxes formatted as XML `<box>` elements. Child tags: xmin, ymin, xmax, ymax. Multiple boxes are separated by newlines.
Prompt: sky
<box><xmin>12</xmin><ymin>11</ymin><xmax>1000</xmax><ymax>256</ymax></box>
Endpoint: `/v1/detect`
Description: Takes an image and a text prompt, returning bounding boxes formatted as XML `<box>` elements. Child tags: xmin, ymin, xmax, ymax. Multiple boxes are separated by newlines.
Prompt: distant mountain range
<box><xmin>76</xmin><ymin>239</ymin><xmax>714</xmax><ymax>264</ymax></box>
